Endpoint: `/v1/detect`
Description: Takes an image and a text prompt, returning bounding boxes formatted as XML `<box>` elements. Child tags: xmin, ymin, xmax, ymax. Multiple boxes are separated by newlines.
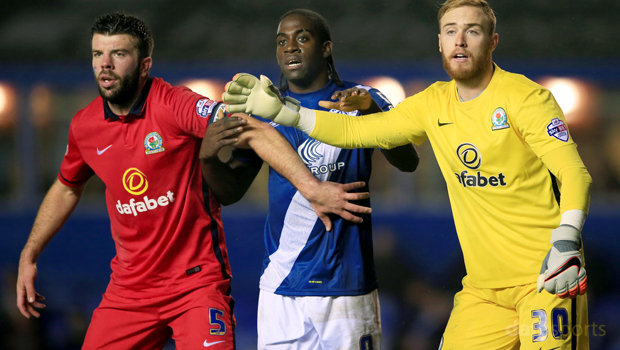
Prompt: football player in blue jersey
<box><xmin>202</xmin><ymin>9</ymin><xmax>419</xmax><ymax>350</ymax></box>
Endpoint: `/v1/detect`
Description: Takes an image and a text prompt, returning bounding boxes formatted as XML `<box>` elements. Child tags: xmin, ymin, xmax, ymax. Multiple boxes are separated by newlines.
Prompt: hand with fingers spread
<box><xmin>304</xmin><ymin>180</ymin><xmax>372</xmax><ymax>232</ymax></box>
<box><xmin>16</xmin><ymin>258</ymin><xmax>46</xmax><ymax>318</ymax></box>
<box><xmin>318</xmin><ymin>87</ymin><xmax>380</xmax><ymax>113</ymax></box>
<box><xmin>200</xmin><ymin>112</ymin><xmax>248</xmax><ymax>162</ymax></box>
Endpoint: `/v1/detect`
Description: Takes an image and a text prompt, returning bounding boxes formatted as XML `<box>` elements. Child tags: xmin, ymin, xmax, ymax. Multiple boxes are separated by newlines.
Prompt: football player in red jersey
<box><xmin>15</xmin><ymin>12</ymin><xmax>371</xmax><ymax>350</ymax></box>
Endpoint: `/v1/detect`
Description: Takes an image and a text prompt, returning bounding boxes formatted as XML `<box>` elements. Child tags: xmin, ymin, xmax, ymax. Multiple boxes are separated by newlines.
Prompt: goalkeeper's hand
<box><xmin>537</xmin><ymin>225</ymin><xmax>587</xmax><ymax>299</ymax></box>
<box><xmin>222</xmin><ymin>73</ymin><xmax>301</xmax><ymax>127</ymax></box>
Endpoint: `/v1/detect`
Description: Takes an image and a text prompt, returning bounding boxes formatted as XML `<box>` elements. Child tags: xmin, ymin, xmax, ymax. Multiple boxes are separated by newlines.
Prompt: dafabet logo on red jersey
<box><xmin>116</xmin><ymin>167</ymin><xmax>175</xmax><ymax>216</ymax></box>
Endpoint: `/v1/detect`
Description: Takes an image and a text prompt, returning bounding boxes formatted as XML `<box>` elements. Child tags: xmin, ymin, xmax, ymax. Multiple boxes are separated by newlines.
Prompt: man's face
<box><xmin>276</xmin><ymin>14</ymin><xmax>328</xmax><ymax>89</ymax></box>
<box><xmin>91</xmin><ymin>33</ymin><xmax>142</xmax><ymax>106</ymax></box>
<box><xmin>438</xmin><ymin>6</ymin><xmax>498</xmax><ymax>82</ymax></box>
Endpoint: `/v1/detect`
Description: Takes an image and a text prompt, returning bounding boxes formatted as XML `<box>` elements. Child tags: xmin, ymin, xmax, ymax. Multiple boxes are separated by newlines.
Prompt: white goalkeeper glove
<box><xmin>222</xmin><ymin>73</ymin><xmax>303</xmax><ymax>126</ymax></box>
<box><xmin>537</xmin><ymin>224</ymin><xmax>587</xmax><ymax>298</ymax></box>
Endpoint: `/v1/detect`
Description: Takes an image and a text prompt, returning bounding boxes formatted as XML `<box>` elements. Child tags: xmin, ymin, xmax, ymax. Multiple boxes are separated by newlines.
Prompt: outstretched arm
<box><xmin>17</xmin><ymin>179</ymin><xmax>85</xmax><ymax>318</ymax></box>
<box><xmin>223</xmin><ymin>73</ymin><xmax>411</xmax><ymax>150</ymax></box>
<box><xmin>232</xmin><ymin>113</ymin><xmax>372</xmax><ymax>230</ymax></box>
<box><xmin>322</xmin><ymin>87</ymin><xmax>420</xmax><ymax>172</ymax></box>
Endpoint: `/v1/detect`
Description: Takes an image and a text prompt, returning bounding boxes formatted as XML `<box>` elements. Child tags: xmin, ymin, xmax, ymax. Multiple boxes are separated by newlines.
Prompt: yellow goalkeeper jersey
<box><xmin>311</xmin><ymin>64</ymin><xmax>590</xmax><ymax>288</ymax></box>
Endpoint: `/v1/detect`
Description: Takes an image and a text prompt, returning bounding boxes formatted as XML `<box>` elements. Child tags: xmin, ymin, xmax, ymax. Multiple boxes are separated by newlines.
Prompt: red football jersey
<box><xmin>59</xmin><ymin>77</ymin><xmax>231</xmax><ymax>298</ymax></box>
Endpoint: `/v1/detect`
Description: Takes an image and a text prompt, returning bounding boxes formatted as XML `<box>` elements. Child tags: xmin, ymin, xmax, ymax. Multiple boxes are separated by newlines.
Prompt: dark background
<box><xmin>1</xmin><ymin>1</ymin><xmax>619</xmax><ymax>349</ymax></box>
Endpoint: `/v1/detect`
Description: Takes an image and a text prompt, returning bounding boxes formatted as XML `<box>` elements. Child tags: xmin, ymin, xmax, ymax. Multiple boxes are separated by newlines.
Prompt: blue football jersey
<box><xmin>240</xmin><ymin>80</ymin><xmax>392</xmax><ymax>296</ymax></box>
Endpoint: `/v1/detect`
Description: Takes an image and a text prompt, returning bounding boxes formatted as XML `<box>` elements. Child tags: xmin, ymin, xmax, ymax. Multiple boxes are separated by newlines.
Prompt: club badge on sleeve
<box><xmin>547</xmin><ymin>117</ymin><xmax>569</xmax><ymax>142</ymax></box>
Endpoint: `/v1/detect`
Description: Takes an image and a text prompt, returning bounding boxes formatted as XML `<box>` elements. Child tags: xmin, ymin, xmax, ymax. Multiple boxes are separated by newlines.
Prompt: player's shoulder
<box><xmin>148</xmin><ymin>77</ymin><xmax>182</xmax><ymax>107</ymax></box>
<box><xmin>496</xmin><ymin>66</ymin><xmax>547</xmax><ymax>95</ymax></box>
<box><xmin>71</xmin><ymin>96</ymin><xmax>104</xmax><ymax>127</ymax></box>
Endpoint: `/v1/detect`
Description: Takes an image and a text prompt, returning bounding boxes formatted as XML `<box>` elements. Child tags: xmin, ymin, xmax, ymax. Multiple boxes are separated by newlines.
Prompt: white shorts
<box><xmin>257</xmin><ymin>289</ymin><xmax>381</xmax><ymax>350</ymax></box>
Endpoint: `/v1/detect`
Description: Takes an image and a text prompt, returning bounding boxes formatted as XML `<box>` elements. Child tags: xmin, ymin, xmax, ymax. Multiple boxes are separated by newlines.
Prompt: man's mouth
<box><xmin>452</xmin><ymin>53</ymin><xmax>469</xmax><ymax>62</ymax></box>
<box><xmin>99</xmin><ymin>74</ymin><xmax>118</xmax><ymax>88</ymax></box>
<box><xmin>286</xmin><ymin>58</ymin><xmax>302</xmax><ymax>68</ymax></box>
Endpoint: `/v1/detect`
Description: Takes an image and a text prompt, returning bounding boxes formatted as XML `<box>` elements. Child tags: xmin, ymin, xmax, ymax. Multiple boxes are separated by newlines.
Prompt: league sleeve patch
<box><xmin>196</xmin><ymin>98</ymin><xmax>216</xmax><ymax>119</ymax></box>
<box><xmin>329</xmin><ymin>108</ymin><xmax>359</xmax><ymax>116</ymax></box>
<box><xmin>547</xmin><ymin>117</ymin><xmax>569</xmax><ymax>142</ymax></box>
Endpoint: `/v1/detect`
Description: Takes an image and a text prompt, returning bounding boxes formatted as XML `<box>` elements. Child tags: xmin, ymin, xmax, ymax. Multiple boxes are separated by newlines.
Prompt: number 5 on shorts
<box><xmin>209</xmin><ymin>308</ymin><xmax>226</xmax><ymax>336</ymax></box>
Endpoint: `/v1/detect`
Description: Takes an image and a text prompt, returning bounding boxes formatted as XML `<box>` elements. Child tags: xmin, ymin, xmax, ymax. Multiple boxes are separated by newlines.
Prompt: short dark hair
<box><xmin>91</xmin><ymin>12</ymin><xmax>154</xmax><ymax>59</ymax></box>
<box><xmin>278</xmin><ymin>9</ymin><xmax>344</xmax><ymax>91</ymax></box>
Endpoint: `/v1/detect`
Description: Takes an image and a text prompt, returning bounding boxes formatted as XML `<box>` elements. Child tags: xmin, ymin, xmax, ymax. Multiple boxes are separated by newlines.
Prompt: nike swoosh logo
<box><xmin>204</xmin><ymin>340</ymin><xmax>225</xmax><ymax>347</ymax></box>
<box><xmin>545</xmin><ymin>256</ymin><xmax>581</xmax><ymax>281</ymax></box>
<box><xmin>97</xmin><ymin>145</ymin><xmax>113</xmax><ymax>155</ymax></box>
<box><xmin>438</xmin><ymin>120</ymin><xmax>453</xmax><ymax>127</ymax></box>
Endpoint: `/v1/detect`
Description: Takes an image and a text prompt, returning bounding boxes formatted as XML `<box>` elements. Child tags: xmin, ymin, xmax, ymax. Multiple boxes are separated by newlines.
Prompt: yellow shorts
<box><xmin>440</xmin><ymin>276</ymin><xmax>589</xmax><ymax>350</ymax></box>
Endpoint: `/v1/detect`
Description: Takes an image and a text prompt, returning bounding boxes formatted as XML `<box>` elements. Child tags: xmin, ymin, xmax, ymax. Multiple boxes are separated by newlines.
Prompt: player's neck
<box><xmin>106</xmin><ymin>77</ymin><xmax>148</xmax><ymax>115</ymax></box>
<box><xmin>455</xmin><ymin>64</ymin><xmax>495</xmax><ymax>102</ymax></box>
<box><xmin>288</xmin><ymin>71</ymin><xmax>330</xmax><ymax>94</ymax></box>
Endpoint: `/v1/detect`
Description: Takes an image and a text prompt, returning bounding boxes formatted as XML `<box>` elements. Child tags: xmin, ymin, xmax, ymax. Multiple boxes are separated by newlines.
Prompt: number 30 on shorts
<box><xmin>531</xmin><ymin>308</ymin><xmax>570</xmax><ymax>342</ymax></box>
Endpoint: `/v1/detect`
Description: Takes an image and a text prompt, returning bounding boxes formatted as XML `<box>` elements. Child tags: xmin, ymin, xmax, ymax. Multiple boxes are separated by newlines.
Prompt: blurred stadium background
<box><xmin>1</xmin><ymin>1</ymin><xmax>619</xmax><ymax>349</ymax></box>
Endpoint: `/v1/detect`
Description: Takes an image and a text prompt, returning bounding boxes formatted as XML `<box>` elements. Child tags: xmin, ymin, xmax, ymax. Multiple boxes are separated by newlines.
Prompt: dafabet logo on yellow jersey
<box><xmin>453</xmin><ymin>143</ymin><xmax>507</xmax><ymax>188</ymax></box>
<box><xmin>116</xmin><ymin>167</ymin><xmax>175</xmax><ymax>216</ymax></box>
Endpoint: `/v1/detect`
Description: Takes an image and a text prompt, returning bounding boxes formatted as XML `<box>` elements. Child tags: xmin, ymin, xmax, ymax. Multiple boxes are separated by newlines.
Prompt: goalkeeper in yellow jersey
<box><xmin>222</xmin><ymin>0</ymin><xmax>592</xmax><ymax>349</ymax></box>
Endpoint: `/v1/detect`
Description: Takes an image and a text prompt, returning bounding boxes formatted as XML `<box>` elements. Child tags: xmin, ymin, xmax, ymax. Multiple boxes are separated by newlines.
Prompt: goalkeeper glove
<box><xmin>537</xmin><ymin>224</ymin><xmax>587</xmax><ymax>298</ymax></box>
<box><xmin>222</xmin><ymin>73</ymin><xmax>302</xmax><ymax>127</ymax></box>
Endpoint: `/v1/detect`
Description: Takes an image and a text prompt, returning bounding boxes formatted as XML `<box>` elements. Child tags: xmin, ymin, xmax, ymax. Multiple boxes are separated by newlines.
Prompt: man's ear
<box><xmin>322</xmin><ymin>41</ymin><xmax>333</xmax><ymax>59</ymax></box>
<box><xmin>141</xmin><ymin>57</ymin><xmax>152</xmax><ymax>77</ymax></box>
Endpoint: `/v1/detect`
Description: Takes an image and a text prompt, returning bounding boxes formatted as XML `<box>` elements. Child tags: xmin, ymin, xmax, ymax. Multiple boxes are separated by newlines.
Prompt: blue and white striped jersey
<box><xmin>244</xmin><ymin>79</ymin><xmax>392</xmax><ymax>296</ymax></box>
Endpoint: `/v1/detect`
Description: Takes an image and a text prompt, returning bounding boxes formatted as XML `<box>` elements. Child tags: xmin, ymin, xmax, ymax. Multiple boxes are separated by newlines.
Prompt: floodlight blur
<box><xmin>361</xmin><ymin>76</ymin><xmax>406</xmax><ymax>105</ymax></box>
<box><xmin>545</xmin><ymin>78</ymin><xmax>579</xmax><ymax>114</ymax></box>
<box><xmin>30</xmin><ymin>84</ymin><xmax>54</xmax><ymax>128</ymax></box>
<box><xmin>181</xmin><ymin>79</ymin><xmax>225</xmax><ymax>100</ymax></box>
<box><xmin>0</xmin><ymin>82</ymin><xmax>17</xmax><ymax>129</ymax></box>
<box><xmin>538</xmin><ymin>77</ymin><xmax>600</xmax><ymax>129</ymax></box>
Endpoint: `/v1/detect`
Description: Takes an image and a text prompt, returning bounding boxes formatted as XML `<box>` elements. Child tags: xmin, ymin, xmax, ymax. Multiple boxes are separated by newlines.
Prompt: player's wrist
<box><xmin>550</xmin><ymin>224</ymin><xmax>580</xmax><ymax>245</ymax></box>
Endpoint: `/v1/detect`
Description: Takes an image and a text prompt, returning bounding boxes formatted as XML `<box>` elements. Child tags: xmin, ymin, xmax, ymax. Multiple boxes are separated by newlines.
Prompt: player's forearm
<box><xmin>540</xmin><ymin>145</ymin><xmax>592</xmax><ymax>228</ymax></box>
<box><xmin>245</xmin><ymin>120</ymin><xmax>321</xmax><ymax>196</ymax></box>
<box><xmin>308</xmin><ymin>109</ymin><xmax>411</xmax><ymax>150</ymax></box>
<box><xmin>201</xmin><ymin>158</ymin><xmax>259</xmax><ymax>206</ymax></box>
<box><xmin>380</xmin><ymin>144</ymin><xmax>420</xmax><ymax>173</ymax></box>
<box><xmin>20</xmin><ymin>179</ymin><xmax>83</xmax><ymax>263</ymax></box>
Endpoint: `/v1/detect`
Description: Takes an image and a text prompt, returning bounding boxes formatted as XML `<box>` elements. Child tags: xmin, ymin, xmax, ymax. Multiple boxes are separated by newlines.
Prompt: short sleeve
<box><xmin>58</xmin><ymin>124</ymin><xmax>93</xmax><ymax>187</ymax></box>
<box><xmin>173</xmin><ymin>87</ymin><xmax>222</xmax><ymax>139</ymax></box>
<box><xmin>368</xmin><ymin>88</ymin><xmax>394</xmax><ymax>112</ymax></box>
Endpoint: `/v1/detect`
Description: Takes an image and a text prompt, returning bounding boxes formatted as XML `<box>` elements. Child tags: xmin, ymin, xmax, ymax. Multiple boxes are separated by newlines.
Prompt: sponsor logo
<box><xmin>203</xmin><ymin>340</ymin><xmax>225</xmax><ymax>347</ymax></box>
<box><xmin>297</xmin><ymin>139</ymin><xmax>344</xmax><ymax>175</ymax></box>
<box><xmin>196</xmin><ymin>98</ymin><xmax>217</xmax><ymax>118</ymax></box>
<box><xmin>454</xmin><ymin>143</ymin><xmax>507</xmax><ymax>188</ymax></box>
<box><xmin>456</xmin><ymin>143</ymin><xmax>481</xmax><ymax>170</ymax></box>
<box><xmin>298</xmin><ymin>139</ymin><xmax>323</xmax><ymax>164</ymax></box>
<box><xmin>123</xmin><ymin>168</ymin><xmax>148</xmax><ymax>195</ymax></box>
<box><xmin>97</xmin><ymin>144</ymin><xmax>112</xmax><ymax>155</ymax></box>
<box><xmin>547</xmin><ymin>118</ymin><xmax>569</xmax><ymax>142</ymax></box>
<box><xmin>438</xmin><ymin>119</ymin><xmax>453</xmax><ymax>127</ymax></box>
<box><xmin>491</xmin><ymin>107</ymin><xmax>510</xmax><ymax>130</ymax></box>
<box><xmin>116</xmin><ymin>192</ymin><xmax>175</xmax><ymax>216</ymax></box>
<box><xmin>144</xmin><ymin>132</ymin><xmax>165</xmax><ymax>155</ymax></box>
<box><xmin>117</xmin><ymin>167</ymin><xmax>175</xmax><ymax>216</ymax></box>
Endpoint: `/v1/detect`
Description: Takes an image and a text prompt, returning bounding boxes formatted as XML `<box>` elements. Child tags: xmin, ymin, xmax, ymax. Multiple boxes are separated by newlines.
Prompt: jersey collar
<box><xmin>104</xmin><ymin>77</ymin><xmax>153</xmax><ymax>121</ymax></box>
